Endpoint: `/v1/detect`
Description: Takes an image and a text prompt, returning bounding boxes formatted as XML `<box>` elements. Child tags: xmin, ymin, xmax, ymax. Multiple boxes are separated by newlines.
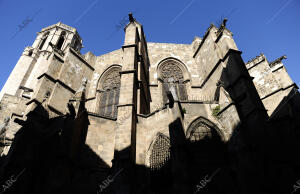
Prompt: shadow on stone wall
<box><xmin>0</xmin><ymin>92</ymin><xmax>300</xmax><ymax>194</ymax></box>
<box><xmin>0</xmin><ymin>103</ymin><xmax>111</xmax><ymax>194</ymax></box>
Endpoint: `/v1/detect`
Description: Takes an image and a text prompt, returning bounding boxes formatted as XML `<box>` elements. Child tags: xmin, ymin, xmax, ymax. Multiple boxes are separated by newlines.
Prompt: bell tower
<box><xmin>32</xmin><ymin>22</ymin><xmax>83</xmax><ymax>52</ymax></box>
<box><xmin>0</xmin><ymin>22</ymin><xmax>83</xmax><ymax>101</ymax></box>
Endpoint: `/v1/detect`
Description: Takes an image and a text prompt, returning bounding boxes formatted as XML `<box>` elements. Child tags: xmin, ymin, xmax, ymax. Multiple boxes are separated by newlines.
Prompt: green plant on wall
<box><xmin>182</xmin><ymin>108</ymin><xmax>186</xmax><ymax>114</ymax></box>
<box><xmin>212</xmin><ymin>105</ymin><xmax>221</xmax><ymax>118</ymax></box>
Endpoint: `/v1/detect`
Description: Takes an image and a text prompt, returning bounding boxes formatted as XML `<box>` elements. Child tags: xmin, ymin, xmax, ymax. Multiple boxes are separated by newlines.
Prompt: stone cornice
<box><xmin>37</xmin><ymin>73</ymin><xmax>76</xmax><ymax>94</ymax></box>
<box><xmin>87</xmin><ymin>112</ymin><xmax>117</xmax><ymax>121</ymax></box>
<box><xmin>122</xmin><ymin>44</ymin><xmax>138</xmax><ymax>50</ymax></box>
<box><xmin>39</xmin><ymin>22</ymin><xmax>77</xmax><ymax>35</ymax></box>
<box><xmin>119</xmin><ymin>69</ymin><xmax>136</xmax><ymax>75</ymax></box>
<box><xmin>216</xmin><ymin>102</ymin><xmax>235</xmax><ymax>116</ymax></box>
<box><xmin>261</xmin><ymin>83</ymin><xmax>297</xmax><ymax>101</ymax></box>
<box><xmin>137</xmin><ymin>105</ymin><xmax>168</xmax><ymax>118</ymax></box>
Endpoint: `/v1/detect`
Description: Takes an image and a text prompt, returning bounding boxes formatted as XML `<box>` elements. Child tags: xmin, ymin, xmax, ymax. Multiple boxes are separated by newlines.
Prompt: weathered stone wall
<box><xmin>0</xmin><ymin>20</ymin><xmax>298</xmax><ymax>186</ymax></box>
<box><xmin>85</xmin><ymin>49</ymin><xmax>123</xmax><ymax>113</ymax></box>
<box><xmin>26</xmin><ymin>47</ymin><xmax>94</xmax><ymax>114</ymax></box>
<box><xmin>136</xmin><ymin>103</ymin><xmax>183</xmax><ymax>167</ymax></box>
<box><xmin>246</xmin><ymin>54</ymin><xmax>295</xmax><ymax>115</ymax></box>
<box><xmin>59</xmin><ymin>49</ymin><xmax>94</xmax><ymax>91</ymax></box>
<box><xmin>0</xmin><ymin>94</ymin><xmax>28</xmax><ymax>155</ymax></box>
<box><xmin>24</xmin><ymin>53</ymin><xmax>51</xmax><ymax>94</ymax></box>
<box><xmin>1</xmin><ymin>19</ymin><xmax>299</xmax><ymax>194</ymax></box>
<box><xmin>246</xmin><ymin>54</ymin><xmax>281</xmax><ymax>98</ymax></box>
<box><xmin>0</xmin><ymin>52</ymin><xmax>36</xmax><ymax>101</ymax></box>
<box><xmin>86</xmin><ymin>115</ymin><xmax>116</xmax><ymax>167</ymax></box>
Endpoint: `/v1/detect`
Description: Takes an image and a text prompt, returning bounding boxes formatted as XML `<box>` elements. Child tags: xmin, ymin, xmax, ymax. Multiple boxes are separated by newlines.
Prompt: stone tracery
<box><xmin>98</xmin><ymin>67</ymin><xmax>121</xmax><ymax>118</ymax></box>
<box><xmin>159</xmin><ymin>60</ymin><xmax>187</xmax><ymax>102</ymax></box>
<box><xmin>102</xmin><ymin>69</ymin><xmax>121</xmax><ymax>91</ymax></box>
<box><xmin>186</xmin><ymin>117</ymin><xmax>221</xmax><ymax>142</ymax></box>
<box><xmin>149</xmin><ymin>133</ymin><xmax>171</xmax><ymax>170</ymax></box>
<box><xmin>160</xmin><ymin>61</ymin><xmax>184</xmax><ymax>83</ymax></box>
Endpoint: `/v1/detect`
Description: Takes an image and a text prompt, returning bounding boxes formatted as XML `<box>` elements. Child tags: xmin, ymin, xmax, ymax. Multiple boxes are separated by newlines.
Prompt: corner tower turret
<box><xmin>0</xmin><ymin>22</ymin><xmax>83</xmax><ymax>101</ymax></box>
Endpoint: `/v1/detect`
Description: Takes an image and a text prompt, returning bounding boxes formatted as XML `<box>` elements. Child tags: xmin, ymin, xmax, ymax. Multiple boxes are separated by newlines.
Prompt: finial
<box><xmin>129</xmin><ymin>12</ymin><xmax>135</xmax><ymax>23</ymax></box>
<box><xmin>222</xmin><ymin>18</ymin><xmax>228</xmax><ymax>27</ymax></box>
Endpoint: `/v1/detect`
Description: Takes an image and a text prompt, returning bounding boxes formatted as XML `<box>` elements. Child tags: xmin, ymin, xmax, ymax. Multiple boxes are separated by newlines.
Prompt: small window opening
<box><xmin>28</xmin><ymin>50</ymin><xmax>33</xmax><ymax>57</ymax></box>
<box><xmin>39</xmin><ymin>32</ymin><xmax>49</xmax><ymax>50</ymax></box>
<box><xmin>57</xmin><ymin>31</ymin><xmax>66</xmax><ymax>50</ymax></box>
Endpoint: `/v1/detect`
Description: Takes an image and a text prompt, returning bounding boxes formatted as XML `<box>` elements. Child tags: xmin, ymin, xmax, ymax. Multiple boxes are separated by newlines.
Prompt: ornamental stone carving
<box><xmin>102</xmin><ymin>69</ymin><xmax>121</xmax><ymax>90</ymax></box>
<box><xmin>160</xmin><ymin>61</ymin><xmax>184</xmax><ymax>83</ymax></box>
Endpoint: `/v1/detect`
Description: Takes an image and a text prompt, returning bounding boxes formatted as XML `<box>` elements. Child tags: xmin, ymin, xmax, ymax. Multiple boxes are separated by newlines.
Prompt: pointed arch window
<box><xmin>188</xmin><ymin>121</ymin><xmax>213</xmax><ymax>142</ymax></box>
<box><xmin>185</xmin><ymin>117</ymin><xmax>226</xmax><ymax>189</ymax></box>
<box><xmin>186</xmin><ymin>117</ymin><xmax>222</xmax><ymax>142</ymax></box>
<box><xmin>150</xmin><ymin>133</ymin><xmax>171</xmax><ymax>170</ymax></box>
<box><xmin>149</xmin><ymin>133</ymin><xmax>172</xmax><ymax>192</ymax></box>
<box><xmin>39</xmin><ymin>32</ymin><xmax>49</xmax><ymax>50</ymax></box>
<box><xmin>98</xmin><ymin>68</ymin><xmax>121</xmax><ymax>118</ymax></box>
<box><xmin>159</xmin><ymin>60</ymin><xmax>187</xmax><ymax>104</ymax></box>
<box><xmin>57</xmin><ymin>31</ymin><xmax>66</xmax><ymax>50</ymax></box>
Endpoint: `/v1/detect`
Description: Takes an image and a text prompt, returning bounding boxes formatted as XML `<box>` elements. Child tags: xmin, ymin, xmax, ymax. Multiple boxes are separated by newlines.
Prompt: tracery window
<box><xmin>98</xmin><ymin>68</ymin><xmax>121</xmax><ymax>118</ymax></box>
<box><xmin>149</xmin><ymin>133</ymin><xmax>172</xmax><ymax>192</ymax></box>
<box><xmin>149</xmin><ymin>133</ymin><xmax>171</xmax><ymax>170</ymax></box>
<box><xmin>189</xmin><ymin>121</ymin><xmax>212</xmax><ymax>142</ymax></box>
<box><xmin>186</xmin><ymin>117</ymin><xmax>220</xmax><ymax>142</ymax></box>
<box><xmin>186</xmin><ymin>117</ymin><xmax>226</xmax><ymax>191</ymax></box>
<box><xmin>160</xmin><ymin>60</ymin><xmax>187</xmax><ymax>103</ymax></box>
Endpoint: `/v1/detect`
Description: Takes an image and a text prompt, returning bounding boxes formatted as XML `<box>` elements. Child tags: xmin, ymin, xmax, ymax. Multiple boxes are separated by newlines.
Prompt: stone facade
<box><xmin>0</xmin><ymin>15</ymin><xmax>299</xmax><ymax>194</ymax></box>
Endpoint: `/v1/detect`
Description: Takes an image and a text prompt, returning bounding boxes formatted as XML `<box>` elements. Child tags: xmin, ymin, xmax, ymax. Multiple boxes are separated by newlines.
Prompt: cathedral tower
<box><xmin>0</xmin><ymin>22</ymin><xmax>83</xmax><ymax>101</ymax></box>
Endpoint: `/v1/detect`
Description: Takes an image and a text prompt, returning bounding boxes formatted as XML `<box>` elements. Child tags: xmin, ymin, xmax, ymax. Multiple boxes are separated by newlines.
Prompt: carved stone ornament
<box><xmin>160</xmin><ymin>61</ymin><xmax>184</xmax><ymax>83</ymax></box>
<box><xmin>102</xmin><ymin>69</ymin><xmax>121</xmax><ymax>90</ymax></box>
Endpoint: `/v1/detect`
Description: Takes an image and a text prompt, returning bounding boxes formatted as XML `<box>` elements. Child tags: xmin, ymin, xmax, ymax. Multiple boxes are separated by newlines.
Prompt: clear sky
<box><xmin>0</xmin><ymin>0</ymin><xmax>299</xmax><ymax>89</ymax></box>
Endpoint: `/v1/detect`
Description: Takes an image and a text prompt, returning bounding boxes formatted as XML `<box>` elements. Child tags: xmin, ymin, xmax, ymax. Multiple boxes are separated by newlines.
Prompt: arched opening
<box><xmin>98</xmin><ymin>67</ymin><xmax>121</xmax><ymax>118</ymax></box>
<box><xmin>56</xmin><ymin>31</ymin><xmax>66</xmax><ymax>50</ymax></box>
<box><xmin>28</xmin><ymin>50</ymin><xmax>33</xmax><ymax>57</ymax></box>
<box><xmin>149</xmin><ymin>133</ymin><xmax>172</xmax><ymax>193</ymax></box>
<box><xmin>73</xmin><ymin>38</ymin><xmax>79</xmax><ymax>50</ymax></box>
<box><xmin>159</xmin><ymin>59</ymin><xmax>188</xmax><ymax>104</ymax></box>
<box><xmin>186</xmin><ymin>117</ymin><xmax>227</xmax><ymax>193</ymax></box>
<box><xmin>39</xmin><ymin>32</ymin><xmax>49</xmax><ymax>50</ymax></box>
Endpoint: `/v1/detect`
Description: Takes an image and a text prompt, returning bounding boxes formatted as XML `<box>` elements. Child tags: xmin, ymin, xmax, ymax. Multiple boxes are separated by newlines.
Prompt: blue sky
<box><xmin>0</xmin><ymin>0</ymin><xmax>299</xmax><ymax>89</ymax></box>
